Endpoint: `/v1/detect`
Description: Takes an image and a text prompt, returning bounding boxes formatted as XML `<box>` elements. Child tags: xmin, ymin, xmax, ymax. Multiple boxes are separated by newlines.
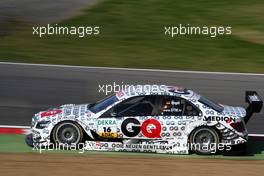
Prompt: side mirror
<box><xmin>110</xmin><ymin>112</ymin><xmax>117</xmax><ymax>117</ymax></box>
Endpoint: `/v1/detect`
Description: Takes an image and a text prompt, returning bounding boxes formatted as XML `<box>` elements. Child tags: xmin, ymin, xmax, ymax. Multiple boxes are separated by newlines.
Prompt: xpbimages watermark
<box><xmin>164</xmin><ymin>24</ymin><xmax>232</xmax><ymax>38</ymax></box>
<box><xmin>33</xmin><ymin>142</ymin><xmax>86</xmax><ymax>154</ymax></box>
<box><xmin>32</xmin><ymin>24</ymin><xmax>100</xmax><ymax>37</ymax></box>
<box><xmin>98</xmin><ymin>83</ymin><xmax>166</xmax><ymax>95</ymax></box>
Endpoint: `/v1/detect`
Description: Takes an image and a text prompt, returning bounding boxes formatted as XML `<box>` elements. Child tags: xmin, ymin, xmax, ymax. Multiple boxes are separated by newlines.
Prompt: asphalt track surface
<box><xmin>0</xmin><ymin>62</ymin><xmax>263</xmax><ymax>133</ymax></box>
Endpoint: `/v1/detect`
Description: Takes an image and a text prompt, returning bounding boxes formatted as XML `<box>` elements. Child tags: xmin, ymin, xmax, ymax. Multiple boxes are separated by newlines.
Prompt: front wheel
<box><xmin>189</xmin><ymin>127</ymin><xmax>220</xmax><ymax>155</ymax></box>
<box><xmin>52</xmin><ymin>122</ymin><xmax>83</xmax><ymax>146</ymax></box>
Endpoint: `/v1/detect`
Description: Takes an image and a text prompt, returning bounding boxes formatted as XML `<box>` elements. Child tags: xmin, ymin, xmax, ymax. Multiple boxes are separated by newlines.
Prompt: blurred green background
<box><xmin>0</xmin><ymin>0</ymin><xmax>263</xmax><ymax>72</ymax></box>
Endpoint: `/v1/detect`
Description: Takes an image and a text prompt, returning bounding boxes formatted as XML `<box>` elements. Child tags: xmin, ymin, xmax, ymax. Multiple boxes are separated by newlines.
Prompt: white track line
<box><xmin>0</xmin><ymin>125</ymin><xmax>30</xmax><ymax>129</ymax></box>
<box><xmin>248</xmin><ymin>134</ymin><xmax>264</xmax><ymax>137</ymax></box>
<box><xmin>0</xmin><ymin>125</ymin><xmax>264</xmax><ymax>137</ymax></box>
<box><xmin>1</xmin><ymin>61</ymin><xmax>264</xmax><ymax>76</ymax></box>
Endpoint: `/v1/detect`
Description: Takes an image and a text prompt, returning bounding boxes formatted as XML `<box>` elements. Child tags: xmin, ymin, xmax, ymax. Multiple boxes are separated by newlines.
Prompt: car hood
<box><xmin>35</xmin><ymin>104</ymin><xmax>94</xmax><ymax>120</ymax></box>
<box><xmin>221</xmin><ymin>105</ymin><xmax>246</xmax><ymax>118</ymax></box>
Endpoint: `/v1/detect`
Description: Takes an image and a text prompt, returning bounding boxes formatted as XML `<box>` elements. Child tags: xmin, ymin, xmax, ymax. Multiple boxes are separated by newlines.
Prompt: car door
<box><xmin>97</xmin><ymin>95</ymin><xmax>160</xmax><ymax>139</ymax></box>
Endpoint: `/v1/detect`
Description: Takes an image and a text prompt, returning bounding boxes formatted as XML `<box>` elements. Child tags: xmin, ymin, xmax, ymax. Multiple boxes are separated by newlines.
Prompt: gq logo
<box><xmin>121</xmin><ymin>118</ymin><xmax>161</xmax><ymax>138</ymax></box>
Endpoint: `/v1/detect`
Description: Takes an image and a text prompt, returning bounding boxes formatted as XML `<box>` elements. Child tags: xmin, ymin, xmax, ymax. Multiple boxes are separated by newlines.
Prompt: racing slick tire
<box><xmin>52</xmin><ymin>121</ymin><xmax>84</xmax><ymax>146</ymax></box>
<box><xmin>189</xmin><ymin>126</ymin><xmax>220</xmax><ymax>155</ymax></box>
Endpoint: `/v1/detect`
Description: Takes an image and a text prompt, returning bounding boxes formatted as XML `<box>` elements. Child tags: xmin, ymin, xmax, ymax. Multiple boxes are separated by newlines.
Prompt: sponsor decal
<box><xmin>203</xmin><ymin>116</ymin><xmax>236</xmax><ymax>123</ymax></box>
<box><xmin>40</xmin><ymin>109</ymin><xmax>62</xmax><ymax>118</ymax></box>
<box><xmin>97</xmin><ymin>119</ymin><xmax>118</xmax><ymax>138</ymax></box>
<box><xmin>97</xmin><ymin>119</ymin><xmax>117</xmax><ymax>126</ymax></box>
<box><xmin>141</xmin><ymin>119</ymin><xmax>162</xmax><ymax>138</ymax></box>
<box><xmin>98</xmin><ymin>127</ymin><xmax>118</xmax><ymax>138</ymax></box>
<box><xmin>99</xmin><ymin>132</ymin><xmax>118</xmax><ymax>138</ymax></box>
<box><xmin>121</xmin><ymin>118</ymin><xmax>141</xmax><ymax>137</ymax></box>
<box><xmin>73</xmin><ymin>106</ymin><xmax>80</xmax><ymax>116</ymax></box>
<box><xmin>121</xmin><ymin>118</ymin><xmax>161</xmax><ymax>138</ymax></box>
<box><xmin>116</xmin><ymin>91</ymin><xmax>125</xmax><ymax>98</ymax></box>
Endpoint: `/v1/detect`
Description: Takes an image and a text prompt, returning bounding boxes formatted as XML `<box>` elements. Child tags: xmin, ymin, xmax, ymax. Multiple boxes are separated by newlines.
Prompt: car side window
<box><xmin>158</xmin><ymin>96</ymin><xmax>200</xmax><ymax>116</ymax></box>
<box><xmin>183</xmin><ymin>101</ymin><xmax>200</xmax><ymax>116</ymax></box>
<box><xmin>100</xmin><ymin>95</ymin><xmax>157</xmax><ymax>117</ymax></box>
<box><xmin>159</xmin><ymin>96</ymin><xmax>184</xmax><ymax>116</ymax></box>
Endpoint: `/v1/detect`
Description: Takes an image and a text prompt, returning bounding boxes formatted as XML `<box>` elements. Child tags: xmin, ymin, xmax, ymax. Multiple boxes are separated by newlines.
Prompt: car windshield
<box><xmin>198</xmin><ymin>96</ymin><xmax>224</xmax><ymax>113</ymax></box>
<box><xmin>89</xmin><ymin>94</ymin><xmax>119</xmax><ymax>113</ymax></box>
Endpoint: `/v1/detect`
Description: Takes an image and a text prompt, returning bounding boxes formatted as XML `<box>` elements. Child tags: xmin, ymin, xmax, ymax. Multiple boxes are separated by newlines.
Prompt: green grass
<box><xmin>0</xmin><ymin>135</ymin><xmax>32</xmax><ymax>152</ymax></box>
<box><xmin>0</xmin><ymin>0</ymin><xmax>264</xmax><ymax>72</ymax></box>
<box><xmin>1</xmin><ymin>134</ymin><xmax>264</xmax><ymax>160</ymax></box>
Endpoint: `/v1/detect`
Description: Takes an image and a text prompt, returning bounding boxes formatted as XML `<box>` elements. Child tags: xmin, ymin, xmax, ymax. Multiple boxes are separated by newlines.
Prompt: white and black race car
<box><xmin>26</xmin><ymin>85</ymin><xmax>263</xmax><ymax>154</ymax></box>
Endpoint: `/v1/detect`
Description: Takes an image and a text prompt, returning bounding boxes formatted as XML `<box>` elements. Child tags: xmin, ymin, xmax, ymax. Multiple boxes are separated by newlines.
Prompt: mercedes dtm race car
<box><xmin>26</xmin><ymin>85</ymin><xmax>263</xmax><ymax>154</ymax></box>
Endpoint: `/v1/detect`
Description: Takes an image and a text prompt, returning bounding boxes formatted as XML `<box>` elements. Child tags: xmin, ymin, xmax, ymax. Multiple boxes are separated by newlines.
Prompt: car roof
<box><xmin>116</xmin><ymin>85</ymin><xmax>200</xmax><ymax>100</ymax></box>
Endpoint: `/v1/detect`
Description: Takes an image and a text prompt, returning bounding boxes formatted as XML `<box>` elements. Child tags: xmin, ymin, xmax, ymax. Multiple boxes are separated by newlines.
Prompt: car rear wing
<box><xmin>244</xmin><ymin>91</ymin><xmax>263</xmax><ymax>123</ymax></box>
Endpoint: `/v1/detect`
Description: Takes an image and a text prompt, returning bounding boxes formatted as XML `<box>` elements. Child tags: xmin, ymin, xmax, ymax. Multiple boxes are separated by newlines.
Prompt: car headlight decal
<box><xmin>36</xmin><ymin>121</ymin><xmax>51</xmax><ymax>129</ymax></box>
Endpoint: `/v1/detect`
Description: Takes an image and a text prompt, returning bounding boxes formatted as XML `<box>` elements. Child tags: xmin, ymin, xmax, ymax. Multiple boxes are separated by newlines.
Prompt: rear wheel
<box><xmin>189</xmin><ymin>127</ymin><xmax>220</xmax><ymax>155</ymax></box>
<box><xmin>52</xmin><ymin>122</ymin><xmax>83</xmax><ymax>145</ymax></box>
